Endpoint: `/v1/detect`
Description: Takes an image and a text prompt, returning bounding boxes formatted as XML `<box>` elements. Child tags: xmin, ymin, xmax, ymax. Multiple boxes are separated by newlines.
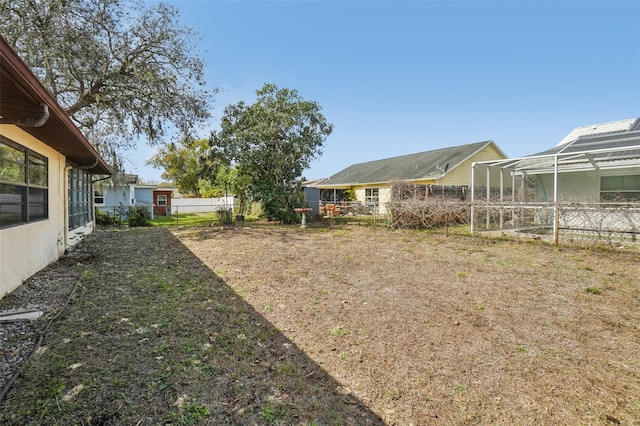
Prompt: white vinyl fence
<box><xmin>170</xmin><ymin>196</ymin><xmax>235</xmax><ymax>214</ymax></box>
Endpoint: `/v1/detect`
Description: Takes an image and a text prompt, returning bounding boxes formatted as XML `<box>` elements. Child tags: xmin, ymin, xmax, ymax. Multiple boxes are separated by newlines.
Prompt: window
<box><xmin>94</xmin><ymin>190</ymin><xmax>104</xmax><ymax>205</ymax></box>
<box><xmin>0</xmin><ymin>137</ymin><xmax>48</xmax><ymax>228</ymax></box>
<box><xmin>157</xmin><ymin>194</ymin><xmax>167</xmax><ymax>206</ymax></box>
<box><xmin>600</xmin><ymin>175</ymin><xmax>640</xmax><ymax>201</ymax></box>
<box><xmin>365</xmin><ymin>188</ymin><xmax>379</xmax><ymax>204</ymax></box>
<box><xmin>68</xmin><ymin>168</ymin><xmax>93</xmax><ymax>230</ymax></box>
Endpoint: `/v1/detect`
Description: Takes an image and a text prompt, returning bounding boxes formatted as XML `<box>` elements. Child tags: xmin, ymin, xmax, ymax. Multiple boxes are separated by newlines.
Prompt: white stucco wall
<box><xmin>0</xmin><ymin>126</ymin><xmax>67</xmax><ymax>298</ymax></box>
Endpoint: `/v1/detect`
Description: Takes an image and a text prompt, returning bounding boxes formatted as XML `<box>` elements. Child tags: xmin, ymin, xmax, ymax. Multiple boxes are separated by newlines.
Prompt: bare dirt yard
<box><xmin>1</xmin><ymin>223</ymin><xmax>639</xmax><ymax>425</ymax></box>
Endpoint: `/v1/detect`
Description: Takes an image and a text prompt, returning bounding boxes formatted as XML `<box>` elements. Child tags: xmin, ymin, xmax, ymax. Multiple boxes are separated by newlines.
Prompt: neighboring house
<box><xmin>0</xmin><ymin>37</ymin><xmax>111</xmax><ymax>298</ymax></box>
<box><xmin>471</xmin><ymin>118</ymin><xmax>640</xmax><ymax>236</ymax></box>
<box><xmin>153</xmin><ymin>189</ymin><xmax>172</xmax><ymax>216</ymax></box>
<box><xmin>310</xmin><ymin>140</ymin><xmax>507</xmax><ymax>213</ymax></box>
<box><xmin>98</xmin><ymin>179</ymin><xmax>236</xmax><ymax>216</ymax></box>
<box><xmin>96</xmin><ymin>174</ymin><xmax>156</xmax><ymax>216</ymax></box>
<box><xmin>474</xmin><ymin>118</ymin><xmax>640</xmax><ymax>203</ymax></box>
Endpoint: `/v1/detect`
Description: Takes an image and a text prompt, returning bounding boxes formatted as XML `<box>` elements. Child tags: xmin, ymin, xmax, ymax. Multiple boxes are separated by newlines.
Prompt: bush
<box><xmin>255</xmin><ymin>183</ymin><xmax>305</xmax><ymax>224</ymax></box>
<box><xmin>95</xmin><ymin>208</ymin><xmax>121</xmax><ymax>226</ymax></box>
<box><xmin>128</xmin><ymin>205</ymin><xmax>151</xmax><ymax>227</ymax></box>
<box><xmin>217</xmin><ymin>209</ymin><xmax>233</xmax><ymax>225</ymax></box>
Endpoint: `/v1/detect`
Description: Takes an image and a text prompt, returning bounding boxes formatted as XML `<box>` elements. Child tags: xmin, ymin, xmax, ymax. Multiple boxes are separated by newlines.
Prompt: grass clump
<box><xmin>260</xmin><ymin>401</ymin><xmax>286</xmax><ymax>424</ymax></box>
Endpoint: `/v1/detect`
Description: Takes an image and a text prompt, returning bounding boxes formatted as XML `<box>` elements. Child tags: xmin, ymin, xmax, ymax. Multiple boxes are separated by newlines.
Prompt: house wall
<box><xmin>536</xmin><ymin>171</ymin><xmax>599</xmax><ymax>202</ymax></box>
<box><xmin>0</xmin><ymin>126</ymin><xmax>67</xmax><ymax>298</ymax></box>
<box><xmin>534</xmin><ymin>169</ymin><xmax>640</xmax><ymax>233</ymax></box>
<box><xmin>440</xmin><ymin>144</ymin><xmax>506</xmax><ymax>186</ymax></box>
<box><xmin>103</xmin><ymin>184</ymin><xmax>133</xmax><ymax>207</ymax></box>
<box><xmin>345</xmin><ymin>145</ymin><xmax>506</xmax><ymax>214</ymax></box>
<box><xmin>354</xmin><ymin>186</ymin><xmax>392</xmax><ymax>214</ymax></box>
<box><xmin>153</xmin><ymin>190</ymin><xmax>172</xmax><ymax>216</ymax></box>
<box><xmin>68</xmin><ymin>222</ymin><xmax>94</xmax><ymax>247</ymax></box>
<box><xmin>102</xmin><ymin>185</ymin><xmax>155</xmax><ymax>206</ymax></box>
<box><xmin>134</xmin><ymin>187</ymin><xmax>154</xmax><ymax>205</ymax></box>
<box><xmin>379</xmin><ymin>187</ymin><xmax>392</xmax><ymax>213</ymax></box>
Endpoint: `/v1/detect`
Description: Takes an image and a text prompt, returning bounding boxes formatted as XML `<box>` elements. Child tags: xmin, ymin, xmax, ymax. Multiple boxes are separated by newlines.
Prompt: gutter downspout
<box><xmin>92</xmin><ymin>175</ymin><xmax>112</xmax><ymax>184</ymax></box>
<box><xmin>553</xmin><ymin>154</ymin><xmax>559</xmax><ymax>247</ymax></box>
<box><xmin>470</xmin><ymin>163</ymin><xmax>476</xmax><ymax>234</ymax></box>
<box><xmin>82</xmin><ymin>157</ymin><xmax>99</xmax><ymax>171</ymax></box>
<box><xmin>0</xmin><ymin>104</ymin><xmax>49</xmax><ymax>127</ymax></box>
<box><xmin>63</xmin><ymin>165</ymin><xmax>73</xmax><ymax>251</ymax></box>
<box><xmin>486</xmin><ymin>165</ymin><xmax>491</xmax><ymax>230</ymax></box>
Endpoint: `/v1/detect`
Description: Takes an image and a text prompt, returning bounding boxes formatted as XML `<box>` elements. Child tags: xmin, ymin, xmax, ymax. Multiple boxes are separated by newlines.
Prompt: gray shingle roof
<box><xmin>319</xmin><ymin>141</ymin><xmax>495</xmax><ymax>186</ymax></box>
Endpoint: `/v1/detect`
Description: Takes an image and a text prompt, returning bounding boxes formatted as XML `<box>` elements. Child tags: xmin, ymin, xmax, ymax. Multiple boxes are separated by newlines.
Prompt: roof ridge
<box><xmin>557</xmin><ymin>118</ymin><xmax>637</xmax><ymax>146</ymax></box>
<box><xmin>349</xmin><ymin>140</ymin><xmax>492</xmax><ymax>167</ymax></box>
<box><xmin>573</xmin><ymin>118</ymin><xmax>636</xmax><ymax>130</ymax></box>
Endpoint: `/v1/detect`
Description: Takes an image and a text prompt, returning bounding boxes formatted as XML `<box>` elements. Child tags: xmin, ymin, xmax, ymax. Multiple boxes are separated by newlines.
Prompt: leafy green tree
<box><xmin>211</xmin><ymin>83</ymin><xmax>333</xmax><ymax>223</ymax></box>
<box><xmin>0</xmin><ymin>0</ymin><xmax>214</xmax><ymax>161</ymax></box>
<box><xmin>214</xmin><ymin>165</ymin><xmax>252</xmax><ymax>215</ymax></box>
<box><xmin>147</xmin><ymin>138</ymin><xmax>211</xmax><ymax>197</ymax></box>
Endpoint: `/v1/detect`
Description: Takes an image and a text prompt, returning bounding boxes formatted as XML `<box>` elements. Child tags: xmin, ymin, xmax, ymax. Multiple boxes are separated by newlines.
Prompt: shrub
<box><xmin>128</xmin><ymin>205</ymin><xmax>151</xmax><ymax>227</ymax></box>
<box><xmin>95</xmin><ymin>208</ymin><xmax>121</xmax><ymax>226</ymax></box>
<box><xmin>217</xmin><ymin>209</ymin><xmax>233</xmax><ymax>225</ymax></box>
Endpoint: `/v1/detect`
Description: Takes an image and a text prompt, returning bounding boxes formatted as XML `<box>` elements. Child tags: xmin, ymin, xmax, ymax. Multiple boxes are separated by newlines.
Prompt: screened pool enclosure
<box><xmin>471</xmin><ymin>130</ymin><xmax>640</xmax><ymax>244</ymax></box>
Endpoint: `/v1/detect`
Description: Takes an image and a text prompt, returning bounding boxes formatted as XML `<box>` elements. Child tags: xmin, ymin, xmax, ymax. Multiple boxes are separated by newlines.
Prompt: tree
<box><xmin>0</xmin><ymin>0</ymin><xmax>214</xmax><ymax>160</ymax></box>
<box><xmin>210</xmin><ymin>83</ymin><xmax>333</xmax><ymax>223</ymax></box>
<box><xmin>211</xmin><ymin>165</ymin><xmax>252</xmax><ymax>213</ymax></box>
<box><xmin>147</xmin><ymin>138</ymin><xmax>210</xmax><ymax>197</ymax></box>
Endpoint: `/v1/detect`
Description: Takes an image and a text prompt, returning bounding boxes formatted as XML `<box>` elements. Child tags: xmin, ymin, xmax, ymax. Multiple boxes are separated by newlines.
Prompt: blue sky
<box><xmin>131</xmin><ymin>0</ymin><xmax>640</xmax><ymax>182</ymax></box>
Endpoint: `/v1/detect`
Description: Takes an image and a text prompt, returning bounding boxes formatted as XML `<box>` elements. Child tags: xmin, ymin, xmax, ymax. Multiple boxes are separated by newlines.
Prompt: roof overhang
<box><xmin>314</xmin><ymin>180</ymin><xmax>388</xmax><ymax>189</ymax></box>
<box><xmin>474</xmin><ymin>133</ymin><xmax>640</xmax><ymax>175</ymax></box>
<box><xmin>0</xmin><ymin>37</ymin><xmax>111</xmax><ymax>175</ymax></box>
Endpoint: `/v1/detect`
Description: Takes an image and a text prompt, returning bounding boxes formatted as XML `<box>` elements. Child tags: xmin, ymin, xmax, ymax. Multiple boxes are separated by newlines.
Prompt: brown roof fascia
<box><xmin>0</xmin><ymin>36</ymin><xmax>112</xmax><ymax>175</ymax></box>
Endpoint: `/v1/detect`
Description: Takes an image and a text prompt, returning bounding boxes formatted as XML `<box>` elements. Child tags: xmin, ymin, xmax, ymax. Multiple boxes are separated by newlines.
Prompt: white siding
<box><xmin>439</xmin><ymin>144</ymin><xmax>505</xmax><ymax>186</ymax></box>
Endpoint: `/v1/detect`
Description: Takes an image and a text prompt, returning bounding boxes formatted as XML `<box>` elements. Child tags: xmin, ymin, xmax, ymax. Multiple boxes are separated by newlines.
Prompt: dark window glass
<box><xmin>0</xmin><ymin>184</ymin><xmax>26</xmax><ymax>227</ymax></box>
<box><xmin>68</xmin><ymin>168</ymin><xmax>93</xmax><ymax>230</ymax></box>
<box><xmin>601</xmin><ymin>175</ymin><xmax>640</xmax><ymax>201</ymax></box>
<box><xmin>0</xmin><ymin>137</ymin><xmax>48</xmax><ymax>229</ymax></box>
<box><xmin>28</xmin><ymin>153</ymin><xmax>48</xmax><ymax>186</ymax></box>
<box><xmin>28</xmin><ymin>187</ymin><xmax>48</xmax><ymax>221</ymax></box>
<box><xmin>0</xmin><ymin>141</ymin><xmax>26</xmax><ymax>182</ymax></box>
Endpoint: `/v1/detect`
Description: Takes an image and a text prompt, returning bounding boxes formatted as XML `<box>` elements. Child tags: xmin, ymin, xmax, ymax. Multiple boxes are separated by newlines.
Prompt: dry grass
<box><xmin>1</xmin><ymin>223</ymin><xmax>639</xmax><ymax>425</ymax></box>
<box><xmin>177</xmin><ymin>224</ymin><xmax>640</xmax><ymax>425</ymax></box>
